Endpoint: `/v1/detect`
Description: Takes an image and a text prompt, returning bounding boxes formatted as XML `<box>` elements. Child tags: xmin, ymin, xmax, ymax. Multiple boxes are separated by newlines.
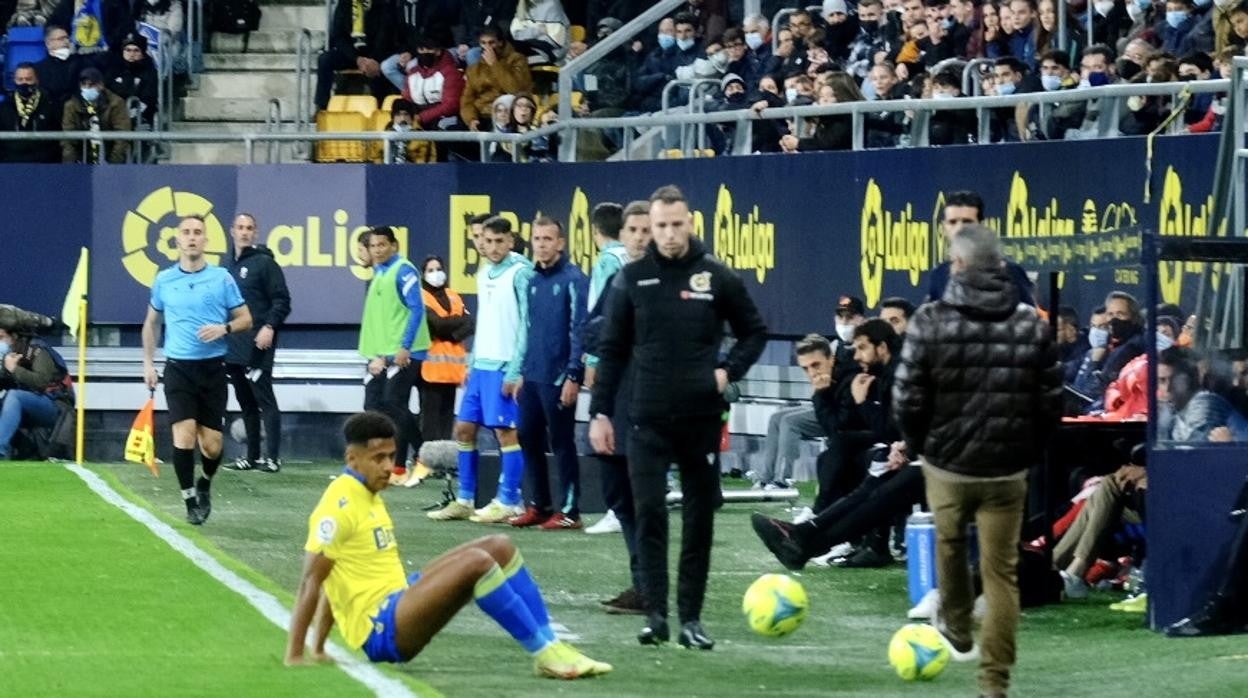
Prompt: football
<box><xmin>887</xmin><ymin>624</ymin><xmax>950</xmax><ymax>681</ymax></box>
<box><xmin>742</xmin><ymin>573</ymin><xmax>809</xmax><ymax>637</ymax></box>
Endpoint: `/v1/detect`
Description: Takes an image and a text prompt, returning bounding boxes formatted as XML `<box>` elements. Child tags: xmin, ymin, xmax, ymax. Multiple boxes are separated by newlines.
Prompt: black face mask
<box><xmin>1117</xmin><ymin>59</ymin><xmax>1141</xmax><ymax>82</ymax></box>
<box><xmin>15</xmin><ymin>83</ymin><xmax>36</xmax><ymax>98</ymax></box>
<box><xmin>860</xmin><ymin>20</ymin><xmax>879</xmax><ymax>33</ymax></box>
<box><xmin>725</xmin><ymin>90</ymin><xmax>746</xmax><ymax>102</ymax></box>
<box><xmin>1109</xmin><ymin>317</ymin><xmax>1138</xmax><ymax>341</ymax></box>
<box><xmin>415</xmin><ymin>52</ymin><xmax>437</xmax><ymax>68</ymax></box>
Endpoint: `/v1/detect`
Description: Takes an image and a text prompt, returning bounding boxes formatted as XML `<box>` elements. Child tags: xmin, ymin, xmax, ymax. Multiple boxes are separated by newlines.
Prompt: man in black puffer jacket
<box><xmin>590</xmin><ymin>185</ymin><xmax>767</xmax><ymax>651</ymax></box>
<box><xmin>892</xmin><ymin>224</ymin><xmax>1061</xmax><ymax>698</ymax></box>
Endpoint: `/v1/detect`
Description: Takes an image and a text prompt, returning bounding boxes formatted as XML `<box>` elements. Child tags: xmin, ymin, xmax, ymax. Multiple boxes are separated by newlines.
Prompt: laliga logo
<box><xmin>122</xmin><ymin>187</ymin><xmax>228</xmax><ymax>287</ymax></box>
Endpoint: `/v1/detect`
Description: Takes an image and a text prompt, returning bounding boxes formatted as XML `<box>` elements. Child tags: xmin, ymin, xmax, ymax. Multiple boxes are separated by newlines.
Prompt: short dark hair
<box><xmin>591</xmin><ymin>202</ymin><xmax>624</xmax><ymax>239</ymax></box>
<box><xmin>623</xmin><ymin>200</ymin><xmax>650</xmax><ymax>220</ymax></box>
<box><xmin>14</xmin><ymin>61</ymin><xmax>37</xmax><ymax>74</ymax></box>
<box><xmin>852</xmin><ymin>318</ymin><xmax>898</xmax><ymax>352</ymax></box>
<box><xmin>370</xmin><ymin>226</ymin><xmax>398</xmax><ymax>244</ymax></box>
<box><xmin>422</xmin><ymin>254</ymin><xmax>445</xmax><ymax>272</ymax></box>
<box><xmin>944</xmin><ymin>190</ymin><xmax>985</xmax><ymax>221</ymax></box>
<box><xmin>1039</xmin><ymin>49</ymin><xmax>1071</xmax><ymax>68</ymax></box>
<box><xmin>344</xmin><ymin>411</ymin><xmax>396</xmax><ymax>446</ymax></box>
<box><xmin>413</xmin><ymin>33</ymin><xmax>445</xmax><ymax>51</ymax></box>
<box><xmin>860</xmin><ymin>0</ymin><xmax>883</xmax><ymax>9</ymax></box>
<box><xmin>1159</xmin><ymin>346</ymin><xmax>1199</xmax><ymax>386</ymax></box>
<box><xmin>932</xmin><ymin>71</ymin><xmax>960</xmax><ymax>90</ymax></box>
<box><xmin>881</xmin><ymin>297</ymin><xmax>916</xmax><ymax>319</ymax></box>
<box><xmin>795</xmin><ymin>333</ymin><xmax>832</xmax><ymax>358</ymax></box>
<box><xmin>1092</xmin><ymin>305</ymin><xmax>1107</xmax><ymax>316</ymax></box>
<box><xmin>994</xmin><ymin>56</ymin><xmax>1027</xmax><ymax>74</ymax></box>
<box><xmin>468</xmin><ymin>213</ymin><xmax>493</xmax><ymax>226</ymax></box>
<box><xmin>357</xmin><ymin>228</ymin><xmax>373</xmax><ymax>245</ymax></box>
<box><xmin>533</xmin><ymin>215</ymin><xmax>564</xmax><ymax>236</ymax></box>
<box><xmin>44</xmin><ymin>24</ymin><xmax>66</xmax><ymax>38</ymax></box>
<box><xmin>722</xmin><ymin>27</ymin><xmax>744</xmax><ymax>44</ymax></box>
<box><xmin>482</xmin><ymin>215</ymin><xmax>513</xmax><ymax>235</ymax></box>
<box><xmin>674</xmin><ymin>12</ymin><xmax>698</xmax><ymax>29</ymax></box>
<box><xmin>479</xmin><ymin>26</ymin><xmax>503</xmax><ymax>42</ymax></box>
<box><xmin>1081</xmin><ymin>43</ymin><xmax>1116</xmax><ymax>64</ymax></box>
<box><xmin>1179</xmin><ymin>52</ymin><xmax>1213</xmax><ymax>74</ymax></box>
<box><xmin>650</xmin><ymin>185</ymin><xmax>688</xmax><ymax>206</ymax></box>
<box><xmin>235</xmin><ymin>212</ymin><xmax>257</xmax><ymax>227</ymax></box>
<box><xmin>1058</xmin><ymin>305</ymin><xmax>1080</xmax><ymax>327</ymax></box>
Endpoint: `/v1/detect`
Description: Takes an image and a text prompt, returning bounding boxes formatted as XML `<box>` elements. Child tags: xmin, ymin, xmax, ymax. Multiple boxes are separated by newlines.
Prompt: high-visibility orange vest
<box><xmin>421</xmin><ymin>289</ymin><xmax>469</xmax><ymax>384</ymax></box>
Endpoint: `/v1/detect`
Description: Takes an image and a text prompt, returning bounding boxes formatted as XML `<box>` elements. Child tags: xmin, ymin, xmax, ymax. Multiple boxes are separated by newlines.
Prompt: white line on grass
<box><xmin>65</xmin><ymin>463</ymin><xmax>419</xmax><ymax>698</ymax></box>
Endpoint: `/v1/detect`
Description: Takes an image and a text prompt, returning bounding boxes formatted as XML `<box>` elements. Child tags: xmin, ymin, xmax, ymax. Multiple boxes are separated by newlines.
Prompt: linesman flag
<box><xmin>125</xmin><ymin>393</ymin><xmax>159</xmax><ymax>476</ymax></box>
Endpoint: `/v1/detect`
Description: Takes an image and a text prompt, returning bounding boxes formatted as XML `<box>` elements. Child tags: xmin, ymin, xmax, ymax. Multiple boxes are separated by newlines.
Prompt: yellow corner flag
<box><xmin>125</xmin><ymin>395</ymin><xmax>159</xmax><ymax>477</ymax></box>
<box><xmin>62</xmin><ymin>247</ymin><xmax>89</xmax><ymax>341</ymax></box>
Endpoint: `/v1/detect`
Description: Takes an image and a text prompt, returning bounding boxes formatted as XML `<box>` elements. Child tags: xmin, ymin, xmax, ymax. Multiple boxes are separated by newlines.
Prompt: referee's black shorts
<box><xmin>164</xmin><ymin>358</ymin><xmax>228</xmax><ymax>430</ymax></box>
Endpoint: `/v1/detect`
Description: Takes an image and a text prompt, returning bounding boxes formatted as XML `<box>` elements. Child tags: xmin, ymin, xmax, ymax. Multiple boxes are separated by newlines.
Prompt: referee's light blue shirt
<box><xmin>150</xmin><ymin>264</ymin><xmax>246</xmax><ymax>360</ymax></box>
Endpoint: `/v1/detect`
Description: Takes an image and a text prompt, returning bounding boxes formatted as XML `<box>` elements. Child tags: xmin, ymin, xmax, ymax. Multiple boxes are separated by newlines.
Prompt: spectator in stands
<box><xmin>399</xmin><ymin>32</ymin><xmax>465</xmax><ymax>133</ymax></box>
<box><xmin>34</xmin><ymin>25</ymin><xmax>81</xmax><ymax>115</ymax></box>
<box><xmin>821</xmin><ymin>0</ymin><xmax>859</xmax><ymax>62</ymax></box>
<box><xmin>848</xmin><ymin>0</ymin><xmax>896</xmax><ymax>81</ymax></box>
<box><xmin>632</xmin><ymin>13</ymin><xmax>701</xmax><ymax>112</ymax></box>
<box><xmin>48</xmin><ymin>0</ymin><xmax>133</xmax><ymax>61</ymax></box>
<box><xmin>510</xmin><ymin>0</ymin><xmax>570</xmax><ymax>65</ymax></box>
<box><xmin>0</xmin><ymin>62</ymin><xmax>61</xmax><ymax>163</ymax></box>
<box><xmin>990</xmin><ymin>56</ymin><xmax>1034</xmax><ymax>141</ymax></box>
<box><xmin>679</xmin><ymin>0</ymin><xmax>728</xmax><ymax>44</ymax></box>
<box><xmin>751</xmin><ymin>335</ymin><xmax>831</xmax><ymax>491</ymax></box>
<box><xmin>1086</xmin><ymin>0</ymin><xmax>1132</xmax><ymax>46</ymax></box>
<box><xmin>928</xmin><ymin>190</ymin><xmax>1035</xmax><ymax>304</ymax></box>
<box><xmin>970</xmin><ymin>0</ymin><xmax>1009</xmax><ymax>58</ymax></box>
<box><xmin>1189</xmin><ymin>47</ymin><xmax>1233</xmax><ymax>132</ymax></box>
<box><xmin>1049</xmin><ymin>43</ymin><xmax>1118</xmax><ymax>139</ymax></box>
<box><xmin>1071</xmin><ymin>291</ymin><xmax>1147</xmax><ymax>402</ymax></box>
<box><xmin>105</xmin><ymin>33</ymin><xmax>158</xmax><ymax>129</ymax></box>
<box><xmin>453</xmin><ymin>0</ymin><xmax>514</xmax><ymax>65</ymax></box>
<box><xmin>1120</xmin><ymin>55</ymin><xmax>1179</xmax><ymax>133</ymax></box>
<box><xmin>1039</xmin><ymin>48</ymin><xmax>1076</xmax><ymax>91</ymax></box>
<box><xmin>1178</xmin><ymin>52</ymin><xmax>1217</xmax><ymax>123</ymax></box>
<box><xmin>384</xmin><ymin>100</ymin><xmax>436</xmax><ymax>164</ymax></box>
<box><xmin>929</xmin><ymin>70</ymin><xmax>977</xmax><ymax>145</ymax></box>
<box><xmin>460</xmin><ymin>28</ymin><xmax>533</xmax><ymax>131</ymax></box>
<box><xmin>1161</xmin><ymin>0</ymin><xmax>1204</xmax><ymax>54</ymax></box>
<box><xmin>880</xmin><ymin>297</ymin><xmax>916</xmax><ymax>334</ymax></box>
<box><xmin>0</xmin><ymin>326</ymin><xmax>71</xmax><ymax>460</ymax></box>
<box><xmin>780</xmin><ymin>72</ymin><xmax>860</xmax><ymax>152</ymax></box>
<box><xmin>1000</xmin><ymin>0</ymin><xmax>1041</xmax><ymax>68</ymax></box>
<box><xmin>915</xmin><ymin>8</ymin><xmax>961</xmax><ymax>68</ymax></box>
<box><xmin>486</xmin><ymin>93</ymin><xmax>516</xmax><ymax>161</ymax></box>
<box><xmin>942</xmin><ymin>0</ymin><xmax>975</xmax><ymax>55</ymax></box>
<box><xmin>1036</xmin><ymin>0</ymin><xmax>1087</xmax><ymax>58</ymax></box>
<box><xmin>6</xmin><ymin>0</ymin><xmax>57</xmax><ymax>27</ymax></box>
<box><xmin>133</xmin><ymin>0</ymin><xmax>183</xmax><ymax>72</ymax></box>
<box><xmin>317</xmin><ymin>0</ymin><xmax>400</xmax><ymax>110</ymax></box>
<box><xmin>722</xmin><ymin>27</ymin><xmax>763</xmax><ymax>87</ymax></box>
<box><xmin>61</xmin><ymin>66</ymin><xmax>130</xmax><ymax>163</ymax></box>
<box><xmin>505</xmin><ymin>91</ymin><xmax>540</xmax><ymax>160</ymax></box>
<box><xmin>1225</xmin><ymin>0</ymin><xmax>1248</xmax><ymax>51</ymax></box>
<box><xmin>1116</xmin><ymin>37</ymin><xmax>1152</xmax><ymax>81</ymax></box>
<box><xmin>1057</xmin><ymin>305</ymin><xmax>1091</xmax><ymax>372</ymax></box>
<box><xmin>743</xmin><ymin>13</ymin><xmax>773</xmax><ymax>60</ymax></box>
<box><xmin>745</xmin><ymin>75</ymin><xmax>787</xmax><ymax>153</ymax></box>
<box><xmin>865</xmin><ymin>61</ymin><xmax>909</xmax><ymax>146</ymax></box>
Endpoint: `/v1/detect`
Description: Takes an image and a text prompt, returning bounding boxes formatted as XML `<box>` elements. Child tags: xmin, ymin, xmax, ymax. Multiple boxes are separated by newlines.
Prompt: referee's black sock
<box><xmin>173</xmin><ymin>447</ymin><xmax>197</xmax><ymax>506</ymax></box>
<box><xmin>200</xmin><ymin>452</ymin><xmax>222</xmax><ymax>487</ymax></box>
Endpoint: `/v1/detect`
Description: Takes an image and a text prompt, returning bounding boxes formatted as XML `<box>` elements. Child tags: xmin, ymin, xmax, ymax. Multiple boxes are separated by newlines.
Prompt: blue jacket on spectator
<box><xmin>1006</xmin><ymin>26</ymin><xmax>1039</xmax><ymax>70</ymax></box>
<box><xmin>521</xmin><ymin>254</ymin><xmax>589</xmax><ymax>386</ymax></box>
<box><xmin>633</xmin><ymin>41</ymin><xmax>701</xmax><ymax>112</ymax></box>
<box><xmin>1159</xmin><ymin>14</ymin><xmax>1199</xmax><ymax>56</ymax></box>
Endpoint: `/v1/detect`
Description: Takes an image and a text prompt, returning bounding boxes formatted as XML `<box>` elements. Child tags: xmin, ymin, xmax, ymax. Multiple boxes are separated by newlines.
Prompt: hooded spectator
<box><xmin>104</xmin><ymin>32</ymin><xmax>158</xmax><ymax>127</ymax></box>
<box><xmin>510</xmin><ymin>0</ymin><xmax>571</xmax><ymax>65</ymax></box>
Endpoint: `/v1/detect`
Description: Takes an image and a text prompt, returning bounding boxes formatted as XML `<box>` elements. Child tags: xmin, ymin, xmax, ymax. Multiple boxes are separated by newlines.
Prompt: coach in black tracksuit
<box><xmin>224</xmin><ymin>214</ymin><xmax>292</xmax><ymax>473</ymax></box>
<box><xmin>590</xmin><ymin>186</ymin><xmax>767</xmax><ymax>650</ymax></box>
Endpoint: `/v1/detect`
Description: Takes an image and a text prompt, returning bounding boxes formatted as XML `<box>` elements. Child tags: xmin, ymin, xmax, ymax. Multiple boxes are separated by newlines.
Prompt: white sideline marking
<box><xmin>65</xmin><ymin>463</ymin><xmax>419</xmax><ymax>698</ymax></box>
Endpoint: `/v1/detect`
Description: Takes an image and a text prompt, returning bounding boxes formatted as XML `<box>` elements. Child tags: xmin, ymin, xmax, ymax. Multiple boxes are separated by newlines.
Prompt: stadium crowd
<box><xmin>0</xmin><ymin>0</ymin><xmax>1236</xmax><ymax>162</ymax></box>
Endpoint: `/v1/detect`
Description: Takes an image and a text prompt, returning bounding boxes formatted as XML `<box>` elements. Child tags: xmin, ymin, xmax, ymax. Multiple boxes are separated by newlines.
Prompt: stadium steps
<box><xmin>168</xmin><ymin>0</ymin><xmax>323</xmax><ymax>164</ymax></box>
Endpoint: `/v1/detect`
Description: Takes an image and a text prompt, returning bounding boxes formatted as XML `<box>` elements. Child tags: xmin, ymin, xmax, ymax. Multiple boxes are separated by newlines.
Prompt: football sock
<box><xmin>456</xmin><ymin>442</ymin><xmax>478</xmax><ymax>504</ymax></box>
<box><xmin>173</xmin><ymin>447</ymin><xmax>196</xmax><ymax>503</ymax></box>
<box><xmin>201</xmin><ymin>452</ymin><xmax>222</xmax><ymax>481</ymax></box>
<box><xmin>503</xmin><ymin>551</ymin><xmax>556</xmax><ymax>646</ymax></box>
<box><xmin>498</xmin><ymin>444</ymin><xmax>525</xmax><ymax>506</ymax></box>
<box><xmin>474</xmin><ymin>563</ymin><xmax>552</xmax><ymax>654</ymax></box>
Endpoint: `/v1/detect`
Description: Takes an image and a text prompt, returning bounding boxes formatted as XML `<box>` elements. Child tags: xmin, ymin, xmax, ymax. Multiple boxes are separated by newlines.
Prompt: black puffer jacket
<box><xmin>590</xmin><ymin>237</ymin><xmax>767</xmax><ymax>422</ymax></box>
<box><xmin>225</xmin><ymin>245</ymin><xmax>292</xmax><ymax>369</ymax></box>
<box><xmin>892</xmin><ymin>267</ymin><xmax>1062</xmax><ymax>478</ymax></box>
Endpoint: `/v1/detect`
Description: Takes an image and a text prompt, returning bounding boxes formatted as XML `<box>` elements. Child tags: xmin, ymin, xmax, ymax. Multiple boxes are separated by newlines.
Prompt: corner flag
<box><xmin>125</xmin><ymin>394</ymin><xmax>159</xmax><ymax>476</ymax></box>
<box><xmin>61</xmin><ymin>248</ymin><xmax>89</xmax><ymax>341</ymax></box>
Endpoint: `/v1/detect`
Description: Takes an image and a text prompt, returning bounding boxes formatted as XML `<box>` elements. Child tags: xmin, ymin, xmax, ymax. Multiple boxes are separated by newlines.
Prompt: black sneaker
<box><xmin>185</xmin><ymin>500</ymin><xmax>206</xmax><ymax>526</ymax></box>
<box><xmin>638</xmin><ymin>614</ymin><xmax>670</xmax><ymax>646</ymax></box>
<box><xmin>1165</xmin><ymin>595</ymin><xmax>1241</xmax><ymax>637</ymax></box>
<box><xmin>257</xmin><ymin>458</ymin><xmax>281</xmax><ymax>474</ymax></box>
<box><xmin>678</xmin><ymin>621</ymin><xmax>715</xmax><ymax>650</ymax></box>
<box><xmin>224</xmin><ymin>457</ymin><xmax>258</xmax><ymax>471</ymax></box>
<box><xmin>603</xmin><ymin>588</ymin><xmax>647</xmax><ymax>615</ymax></box>
<box><xmin>196</xmin><ymin>478</ymin><xmax>212</xmax><ymax>523</ymax></box>
<box><xmin>833</xmin><ymin>545</ymin><xmax>894</xmax><ymax>568</ymax></box>
<box><xmin>750</xmin><ymin>512</ymin><xmax>808</xmax><ymax>571</ymax></box>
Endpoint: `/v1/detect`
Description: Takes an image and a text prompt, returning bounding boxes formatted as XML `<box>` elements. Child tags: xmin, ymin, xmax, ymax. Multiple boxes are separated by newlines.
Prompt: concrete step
<box><xmin>196</xmin><ymin>71</ymin><xmax>298</xmax><ymax>99</ymax></box>
<box><xmin>203</xmin><ymin>52</ymin><xmax>298</xmax><ymax>71</ymax></box>
<box><xmin>259</xmin><ymin>4</ymin><xmax>326</xmax><ymax>31</ymax></box>
<box><xmin>209</xmin><ymin>30</ymin><xmax>324</xmax><ymax>54</ymax></box>
<box><xmin>166</xmin><ymin>141</ymin><xmax>308</xmax><ymax>164</ymax></box>
<box><xmin>182</xmin><ymin>96</ymin><xmax>298</xmax><ymax>122</ymax></box>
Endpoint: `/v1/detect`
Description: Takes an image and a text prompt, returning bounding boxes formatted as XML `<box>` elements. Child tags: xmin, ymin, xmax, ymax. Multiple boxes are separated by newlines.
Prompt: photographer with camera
<box><xmin>0</xmin><ymin>307</ymin><xmax>73</xmax><ymax>460</ymax></box>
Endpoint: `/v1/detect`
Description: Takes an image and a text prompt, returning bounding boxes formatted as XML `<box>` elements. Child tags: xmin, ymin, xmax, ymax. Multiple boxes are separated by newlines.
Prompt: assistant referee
<box><xmin>589</xmin><ymin>185</ymin><xmax>767</xmax><ymax>650</ymax></box>
<box><xmin>142</xmin><ymin>215</ymin><xmax>252</xmax><ymax>525</ymax></box>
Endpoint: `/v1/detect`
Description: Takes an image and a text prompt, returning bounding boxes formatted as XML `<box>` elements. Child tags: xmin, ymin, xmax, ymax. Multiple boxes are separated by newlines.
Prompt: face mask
<box><xmin>1194</xmin><ymin>0</ymin><xmax>1211</xmax><ymax>6</ymax></box>
<box><xmin>835</xmin><ymin>323</ymin><xmax>855</xmax><ymax>343</ymax></box>
<box><xmin>1156</xmin><ymin>331</ymin><xmax>1176</xmax><ymax>351</ymax></box>
<box><xmin>676</xmin><ymin>37</ymin><xmax>696</xmax><ymax>52</ymax></box>
<box><xmin>710</xmin><ymin>52</ymin><xmax>729</xmax><ymax>70</ymax></box>
<box><xmin>15</xmin><ymin>83</ymin><xmax>36</xmax><ymax>98</ymax></box>
<box><xmin>0</xmin><ymin>341</ymin><xmax>10</xmax><ymax>357</ymax></box>
<box><xmin>995</xmin><ymin>81</ymin><xmax>1016</xmax><ymax>96</ymax></box>
<box><xmin>785</xmin><ymin>87</ymin><xmax>799</xmax><ymax>102</ymax></box>
<box><xmin>745</xmin><ymin>31</ymin><xmax>765</xmax><ymax>50</ymax></box>
<box><xmin>1165</xmin><ymin>10</ymin><xmax>1187</xmax><ymax>28</ymax></box>
<box><xmin>51</xmin><ymin>47</ymin><xmax>72</xmax><ymax>60</ymax></box>
<box><xmin>415</xmin><ymin>52</ymin><xmax>437</xmax><ymax>68</ymax></box>
<box><xmin>393</xmin><ymin>122</ymin><xmax>411</xmax><ymax>132</ymax></box>
<box><xmin>942</xmin><ymin>17</ymin><xmax>955</xmax><ymax>29</ymax></box>
<box><xmin>425</xmin><ymin>269</ymin><xmax>447</xmax><ymax>287</ymax></box>
<box><xmin>1118</xmin><ymin>59</ymin><xmax>1142</xmax><ymax>81</ymax></box>
<box><xmin>1109</xmin><ymin>317</ymin><xmax>1137</xmax><ymax>340</ymax></box>
<box><xmin>860</xmin><ymin>20</ymin><xmax>879</xmax><ymax>33</ymax></box>
<box><xmin>1094</xmin><ymin>0</ymin><xmax>1115</xmax><ymax>14</ymax></box>
<box><xmin>80</xmin><ymin>87</ymin><xmax>100</xmax><ymax>102</ymax></box>
<box><xmin>1088</xmin><ymin>326</ymin><xmax>1110</xmax><ymax>348</ymax></box>
<box><xmin>1087</xmin><ymin>71</ymin><xmax>1110</xmax><ymax>87</ymax></box>
<box><xmin>1041</xmin><ymin>74</ymin><xmax>1063</xmax><ymax>91</ymax></box>
<box><xmin>657</xmin><ymin>33</ymin><xmax>676</xmax><ymax>50</ymax></box>
<box><xmin>932</xmin><ymin>91</ymin><xmax>955</xmax><ymax>99</ymax></box>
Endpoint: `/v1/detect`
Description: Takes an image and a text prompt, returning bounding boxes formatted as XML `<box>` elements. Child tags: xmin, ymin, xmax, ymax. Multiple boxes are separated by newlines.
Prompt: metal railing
<box><xmin>294</xmin><ymin>27</ymin><xmax>317</xmax><ymax>159</ymax></box>
<box><xmin>265</xmin><ymin>98</ymin><xmax>284</xmax><ymax>163</ymax></box>
<box><xmin>187</xmin><ymin>0</ymin><xmax>204</xmax><ymax>89</ymax></box>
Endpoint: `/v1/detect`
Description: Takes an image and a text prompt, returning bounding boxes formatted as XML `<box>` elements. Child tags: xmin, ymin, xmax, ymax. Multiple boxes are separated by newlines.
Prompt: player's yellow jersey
<box><xmin>304</xmin><ymin>470</ymin><xmax>407</xmax><ymax>648</ymax></box>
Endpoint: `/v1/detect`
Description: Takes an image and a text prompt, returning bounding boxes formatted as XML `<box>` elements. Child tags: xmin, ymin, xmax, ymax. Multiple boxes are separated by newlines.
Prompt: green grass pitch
<box><xmin>3</xmin><ymin>461</ymin><xmax>1247</xmax><ymax>697</ymax></box>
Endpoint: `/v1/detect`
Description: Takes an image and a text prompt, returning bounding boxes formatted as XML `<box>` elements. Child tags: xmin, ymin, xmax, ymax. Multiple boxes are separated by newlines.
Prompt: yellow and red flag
<box><xmin>124</xmin><ymin>396</ymin><xmax>159</xmax><ymax>476</ymax></box>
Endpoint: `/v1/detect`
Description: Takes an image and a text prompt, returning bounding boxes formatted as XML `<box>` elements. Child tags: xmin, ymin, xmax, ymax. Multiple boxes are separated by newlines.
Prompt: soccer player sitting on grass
<box><xmin>285</xmin><ymin>411</ymin><xmax>612</xmax><ymax>679</ymax></box>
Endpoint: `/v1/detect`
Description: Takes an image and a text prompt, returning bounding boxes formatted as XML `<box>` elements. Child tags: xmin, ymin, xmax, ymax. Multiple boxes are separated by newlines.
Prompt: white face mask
<box><xmin>1156</xmin><ymin>331</ymin><xmax>1175</xmax><ymax>351</ymax></box>
<box><xmin>0</xmin><ymin>341</ymin><xmax>11</xmax><ymax>356</ymax></box>
<box><xmin>51</xmin><ymin>47</ymin><xmax>72</xmax><ymax>60</ymax></box>
<box><xmin>835</xmin><ymin>323</ymin><xmax>855</xmax><ymax>343</ymax></box>
<box><xmin>425</xmin><ymin>269</ymin><xmax>447</xmax><ymax>287</ymax></box>
<box><xmin>1088</xmin><ymin>326</ymin><xmax>1110</xmax><ymax>348</ymax></box>
<box><xmin>785</xmin><ymin>87</ymin><xmax>799</xmax><ymax>102</ymax></box>
<box><xmin>393</xmin><ymin>122</ymin><xmax>412</xmax><ymax>132</ymax></box>
<box><xmin>745</xmin><ymin>31</ymin><xmax>765</xmax><ymax>50</ymax></box>
<box><xmin>1094</xmin><ymin>0</ymin><xmax>1115</xmax><ymax>15</ymax></box>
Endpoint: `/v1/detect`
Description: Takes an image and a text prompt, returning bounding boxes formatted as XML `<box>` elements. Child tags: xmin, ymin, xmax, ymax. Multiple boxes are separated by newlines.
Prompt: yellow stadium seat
<box><xmin>699</xmin><ymin>149</ymin><xmax>716</xmax><ymax>158</ymax></box>
<box><xmin>570</xmin><ymin>25</ymin><xmax>586</xmax><ymax>43</ymax></box>
<box><xmin>369</xmin><ymin>110</ymin><xmax>392</xmax><ymax>162</ymax></box>
<box><xmin>315</xmin><ymin>111</ymin><xmax>369</xmax><ymax>163</ymax></box>
<box><xmin>662</xmin><ymin>149</ymin><xmax>684</xmax><ymax>159</ymax></box>
<box><xmin>381</xmin><ymin>94</ymin><xmax>400</xmax><ymax>112</ymax></box>
<box><xmin>344</xmin><ymin>95</ymin><xmax>378</xmax><ymax>118</ymax></box>
<box><xmin>326</xmin><ymin>95</ymin><xmax>350</xmax><ymax>112</ymax></box>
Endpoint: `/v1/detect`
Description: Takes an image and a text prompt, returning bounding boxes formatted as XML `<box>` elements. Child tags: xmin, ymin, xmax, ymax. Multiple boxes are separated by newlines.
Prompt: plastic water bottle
<box><xmin>906</xmin><ymin>507</ymin><xmax>937</xmax><ymax>605</ymax></box>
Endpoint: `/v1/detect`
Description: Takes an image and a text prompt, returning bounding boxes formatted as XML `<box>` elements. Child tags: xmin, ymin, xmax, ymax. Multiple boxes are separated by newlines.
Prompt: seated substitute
<box><xmin>0</xmin><ymin>324</ymin><xmax>73</xmax><ymax>460</ymax></box>
<box><xmin>286</xmin><ymin>411</ymin><xmax>612</xmax><ymax>679</ymax></box>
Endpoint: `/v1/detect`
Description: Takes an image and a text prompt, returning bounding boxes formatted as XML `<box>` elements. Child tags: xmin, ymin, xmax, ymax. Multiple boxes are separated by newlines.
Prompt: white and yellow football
<box><xmin>742</xmin><ymin>573</ymin><xmax>809</xmax><ymax>637</ymax></box>
<box><xmin>887</xmin><ymin>624</ymin><xmax>950</xmax><ymax>681</ymax></box>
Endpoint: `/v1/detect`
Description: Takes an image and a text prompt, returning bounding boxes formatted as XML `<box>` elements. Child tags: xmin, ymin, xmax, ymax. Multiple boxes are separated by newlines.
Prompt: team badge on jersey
<box><xmin>318</xmin><ymin>517</ymin><xmax>338</xmax><ymax>544</ymax></box>
<box><xmin>689</xmin><ymin>272</ymin><xmax>712</xmax><ymax>293</ymax></box>
<box><xmin>240</xmin><ymin>267</ymin><xmax>249</xmax><ymax>279</ymax></box>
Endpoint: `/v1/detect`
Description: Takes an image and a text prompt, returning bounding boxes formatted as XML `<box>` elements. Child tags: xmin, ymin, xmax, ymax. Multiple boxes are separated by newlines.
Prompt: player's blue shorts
<box><xmin>457</xmin><ymin>368</ymin><xmax>519</xmax><ymax>429</ymax></box>
<box><xmin>362</xmin><ymin>571</ymin><xmax>421</xmax><ymax>663</ymax></box>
